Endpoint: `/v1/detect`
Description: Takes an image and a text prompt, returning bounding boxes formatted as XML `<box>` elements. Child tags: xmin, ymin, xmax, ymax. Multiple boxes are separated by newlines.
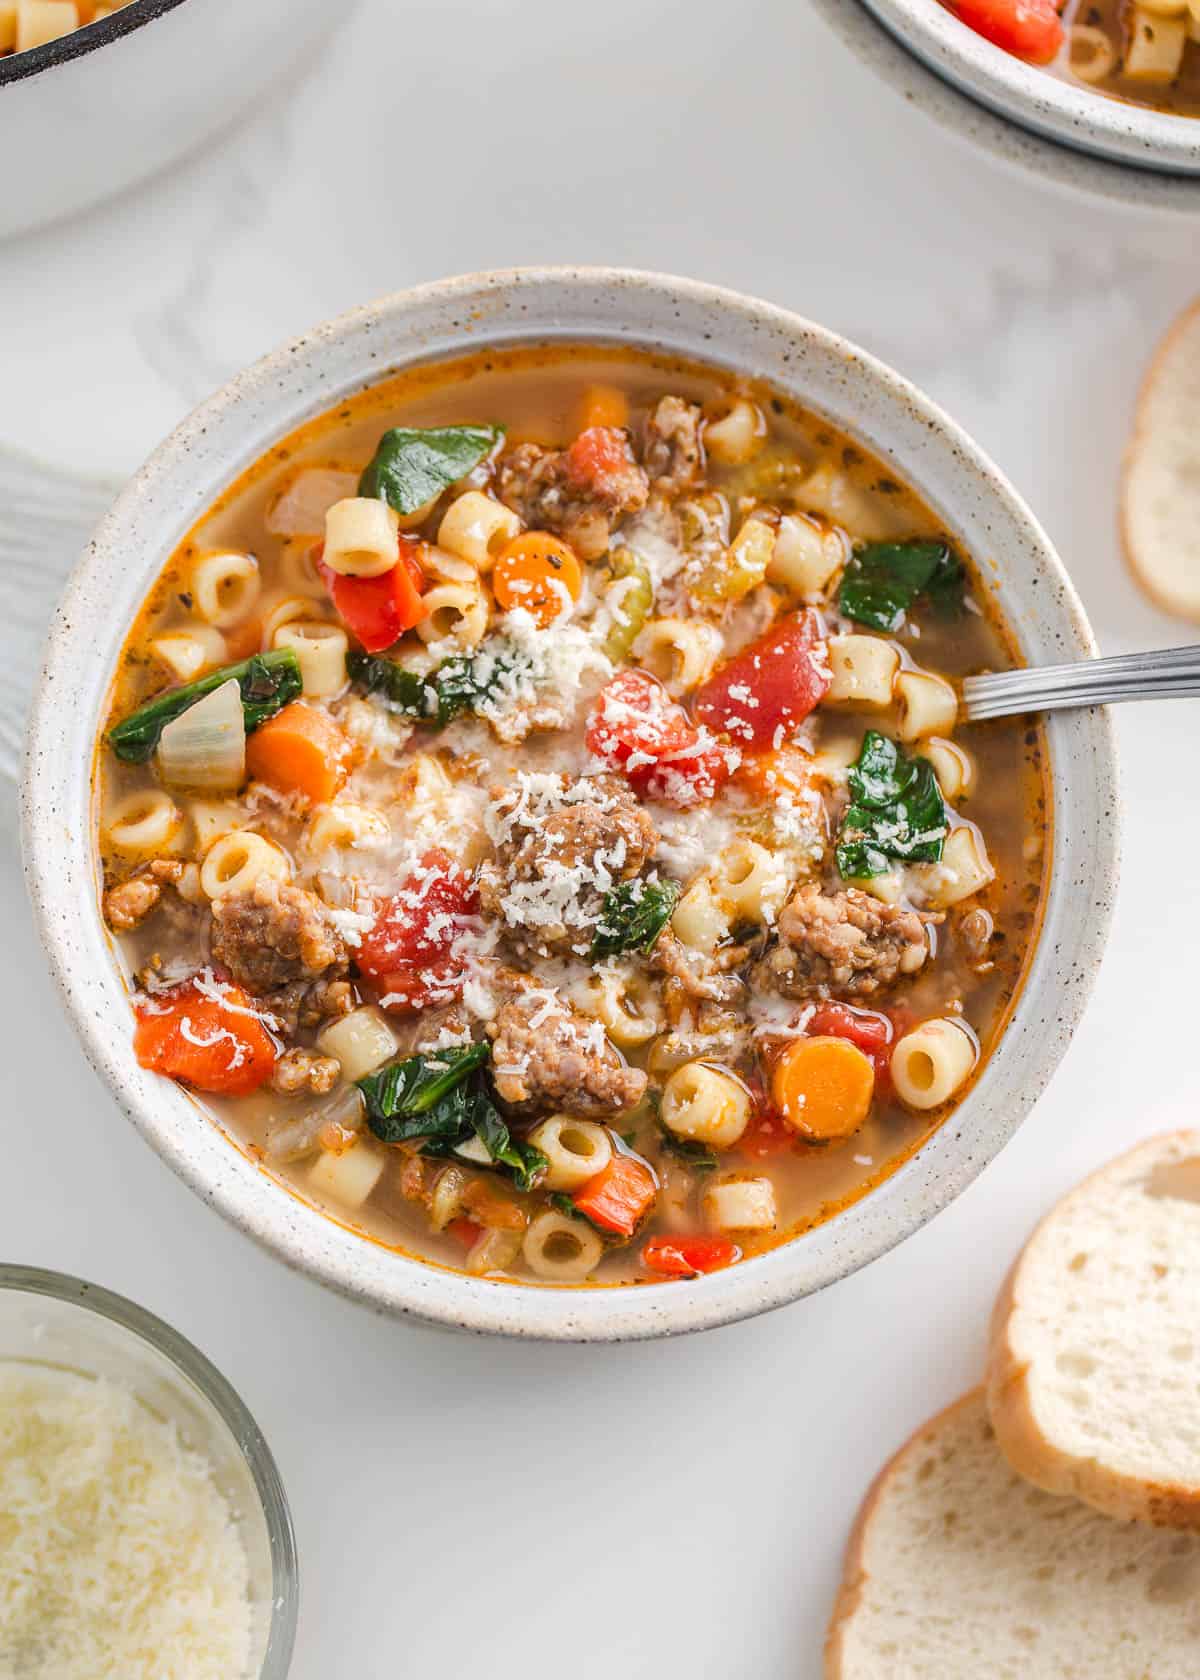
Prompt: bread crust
<box><xmin>824</xmin><ymin>1391</ymin><xmax>986</xmax><ymax>1677</ymax></box>
<box><xmin>986</xmin><ymin>1130</ymin><xmax>1200</xmax><ymax>1531</ymax></box>
<box><xmin>1120</xmin><ymin>295</ymin><xmax>1200</xmax><ymax>625</ymax></box>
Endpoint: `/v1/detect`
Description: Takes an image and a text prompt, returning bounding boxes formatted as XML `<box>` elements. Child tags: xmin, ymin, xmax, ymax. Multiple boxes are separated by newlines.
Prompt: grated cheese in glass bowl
<box><xmin>0</xmin><ymin>1266</ymin><xmax>296</xmax><ymax>1679</ymax></box>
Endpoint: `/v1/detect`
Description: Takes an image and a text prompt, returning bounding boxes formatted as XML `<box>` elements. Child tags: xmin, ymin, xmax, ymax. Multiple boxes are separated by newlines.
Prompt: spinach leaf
<box><xmin>836</xmin><ymin>729</ymin><xmax>948</xmax><ymax>879</ymax></box>
<box><xmin>343</xmin><ymin>652</ymin><xmax>430</xmax><ymax>717</ymax></box>
<box><xmin>359</xmin><ymin>425</ymin><xmax>503</xmax><ymax>515</ymax></box>
<box><xmin>360</xmin><ymin>1045</ymin><xmax>546</xmax><ymax>1189</ymax></box>
<box><xmin>838</xmin><ymin>540</ymin><xmax>964</xmax><ymax>632</ymax></box>
<box><xmin>591</xmin><ymin>879</ymin><xmax>680</xmax><ymax>959</ymax></box>
<box><xmin>107</xmin><ymin>649</ymin><xmax>303</xmax><ymax>765</ymax></box>
<box><xmin>347</xmin><ymin>642</ymin><xmax>527</xmax><ymax>730</ymax></box>
<box><xmin>358</xmin><ymin>1043</ymin><xmax>489</xmax><ymax>1143</ymax></box>
<box><xmin>660</xmin><ymin>1134</ymin><xmax>719</xmax><ymax>1173</ymax></box>
<box><xmin>466</xmin><ymin>1092</ymin><xmax>547</xmax><ymax>1192</ymax></box>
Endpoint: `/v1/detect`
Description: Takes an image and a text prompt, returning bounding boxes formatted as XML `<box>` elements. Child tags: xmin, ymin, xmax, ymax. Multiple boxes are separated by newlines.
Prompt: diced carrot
<box><xmin>578</xmin><ymin>383</ymin><xmax>629</xmax><ymax>432</ymax></box>
<box><xmin>642</xmin><ymin>1235</ymin><xmax>739</xmax><ymax>1277</ymax></box>
<box><xmin>771</xmin><ymin>1035</ymin><xmax>875</xmax><ymax>1143</ymax></box>
<box><xmin>244</xmin><ymin>700</ymin><xmax>348</xmax><ymax>804</ymax></box>
<box><xmin>491</xmin><ymin>531</ymin><xmax>583</xmax><ymax>628</ymax></box>
<box><xmin>446</xmin><ymin>1217</ymin><xmax>483</xmax><ymax>1250</ymax></box>
<box><xmin>572</xmin><ymin>1153</ymin><xmax>657</xmax><ymax>1237</ymax></box>
<box><xmin>133</xmin><ymin>976</ymin><xmax>276</xmax><ymax>1096</ymax></box>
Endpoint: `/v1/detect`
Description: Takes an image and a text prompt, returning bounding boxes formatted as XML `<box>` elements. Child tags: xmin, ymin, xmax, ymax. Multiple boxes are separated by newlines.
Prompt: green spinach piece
<box><xmin>836</xmin><ymin>730</ymin><xmax>948</xmax><ymax>880</ymax></box>
<box><xmin>838</xmin><ymin>540</ymin><xmax>964</xmax><ymax>632</ymax></box>
<box><xmin>107</xmin><ymin>649</ymin><xmax>303</xmax><ymax>764</ymax></box>
<box><xmin>347</xmin><ymin>642</ymin><xmax>526</xmax><ymax>730</ymax></box>
<box><xmin>359</xmin><ymin>425</ymin><xmax>503</xmax><ymax>515</ymax></box>
<box><xmin>357</xmin><ymin>1044</ymin><xmax>489</xmax><ymax>1143</ymax></box>
<box><xmin>591</xmin><ymin>879</ymin><xmax>680</xmax><ymax>960</ymax></box>
<box><xmin>465</xmin><ymin>1092</ymin><xmax>547</xmax><ymax>1192</ymax></box>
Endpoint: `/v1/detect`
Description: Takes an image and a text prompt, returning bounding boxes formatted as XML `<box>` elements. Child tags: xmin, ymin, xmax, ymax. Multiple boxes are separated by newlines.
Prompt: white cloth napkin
<box><xmin>0</xmin><ymin>444</ymin><xmax>121</xmax><ymax>805</ymax></box>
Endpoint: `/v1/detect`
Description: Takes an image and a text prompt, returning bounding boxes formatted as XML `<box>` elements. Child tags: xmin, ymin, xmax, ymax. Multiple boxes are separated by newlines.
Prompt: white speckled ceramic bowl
<box><xmin>21</xmin><ymin>268</ymin><xmax>1119</xmax><ymax>1341</ymax></box>
<box><xmin>857</xmin><ymin>0</ymin><xmax>1200</xmax><ymax>176</ymax></box>
<box><xmin>814</xmin><ymin>0</ymin><xmax>1199</xmax><ymax>208</ymax></box>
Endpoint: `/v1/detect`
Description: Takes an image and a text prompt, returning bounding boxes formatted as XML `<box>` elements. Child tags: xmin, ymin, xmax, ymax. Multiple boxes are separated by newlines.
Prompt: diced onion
<box><xmin>266</xmin><ymin>468</ymin><xmax>358</xmax><ymax>536</ymax></box>
<box><xmin>157</xmin><ymin>678</ymin><xmax>246</xmax><ymax>791</ymax></box>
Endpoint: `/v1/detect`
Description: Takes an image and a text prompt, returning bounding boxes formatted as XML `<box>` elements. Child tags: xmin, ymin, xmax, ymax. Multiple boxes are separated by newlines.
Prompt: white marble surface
<box><xmin>1</xmin><ymin>3</ymin><xmax>1198</xmax><ymax>1674</ymax></box>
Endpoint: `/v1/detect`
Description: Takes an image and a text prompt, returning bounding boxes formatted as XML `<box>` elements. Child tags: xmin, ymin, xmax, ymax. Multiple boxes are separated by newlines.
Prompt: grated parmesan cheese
<box><xmin>0</xmin><ymin>1368</ymin><xmax>253</xmax><ymax>1680</ymax></box>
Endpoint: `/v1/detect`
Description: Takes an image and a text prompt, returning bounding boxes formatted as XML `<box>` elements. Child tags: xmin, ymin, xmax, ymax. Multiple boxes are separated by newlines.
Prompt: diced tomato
<box><xmin>585</xmin><ymin>670</ymin><xmax>737</xmax><ymax>807</ymax></box>
<box><xmin>642</xmin><ymin>1235</ymin><xmax>740</xmax><ymax>1277</ymax></box>
<box><xmin>356</xmin><ymin>849</ymin><xmax>479</xmax><ymax>1013</ymax></box>
<box><xmin>572</xmin><ymin>1153</ymin><xmax>658</xmax><ymax>1237</ymax></box>
<box><xmin>446</xmin><ymin>1217</ymin><xmax>483</xmax><ymax>1251</ymax></box>
<box><xmin>317</xmin><ymin>537</ymin><xmax>426</xmax><ymax>653</ymax></box>
<box><xmin>951</xmin><ymin>0</ymin><xmax>1063</xmax><ymax>64</ymax></box>
<box><xmin>808</xmin><ymin>1002</ymin><xmax>895</xmax><ymax>1090</ymax></box>
<box><xmin>134</xmin><ymin>975</ymin><xmax>277</xmax><ymax>1096</ymax></box>
<box><xmin>693</xmin><ymin>609</ymin><xmax>830</xmax><ymax>751</ymax></box>
<box><xmin>565</xmin><ymin>425</ymin><xmax>639</xmax><ymax>496</ymax></box>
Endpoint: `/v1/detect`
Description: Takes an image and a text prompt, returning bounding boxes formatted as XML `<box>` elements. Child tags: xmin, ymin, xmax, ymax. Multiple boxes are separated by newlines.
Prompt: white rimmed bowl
<box><xmin>856</xmin><ymin>0</ymin><xmax>1200</xmax><ymax>176</ymax></box>
<box><xmin>0</xmin><ymin>0</ymin><xmax>335</xmax><ymax>240</ymax></box>
<box><xmin>21</xmin><ymin>267</ymin><xmax>1119</xmax><ymax>1341</ymax></box>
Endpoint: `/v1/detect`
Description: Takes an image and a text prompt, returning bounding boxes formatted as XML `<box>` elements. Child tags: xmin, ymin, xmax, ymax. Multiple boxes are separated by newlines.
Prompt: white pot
<box><xmin>21</xmin><ymin>268</ymin><xmax>1120</xmax><ymax>1340</ymax></box>
<box><xmin>0</xmin><ymin>0</ymin><xmax>334</xmax><ymax>240</ymax></box>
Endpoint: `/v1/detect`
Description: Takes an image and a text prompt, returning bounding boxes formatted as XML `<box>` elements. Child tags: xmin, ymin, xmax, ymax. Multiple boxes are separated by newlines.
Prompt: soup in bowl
<box><xmin>23</xmin><ymin>270</ymin><xmax>1117</xmax><ymax>1338</ymax></box>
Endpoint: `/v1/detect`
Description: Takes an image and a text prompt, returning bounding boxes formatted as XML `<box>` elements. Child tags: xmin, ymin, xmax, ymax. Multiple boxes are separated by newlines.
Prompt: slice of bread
<box><xmin>987</xmin><ymin>1130</ymin><xmax>1200</xmax><ymax>1530</ymax></box>
<box><xmin>825</xmin><ymin>1390</ymin><xmax>1200</xmax><ymax>1679</ymax></box>
<box><xmin>1122</xmin><ymin>297</ymin><xmax>1200</xmax><ymax>623</ymax></box>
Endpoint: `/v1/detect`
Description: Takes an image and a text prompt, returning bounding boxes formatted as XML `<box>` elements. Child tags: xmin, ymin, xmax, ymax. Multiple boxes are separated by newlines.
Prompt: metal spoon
<box><xmin>961</xmin><ymin>645</ymin><xmax>1200</xmax><ymax>722</ymax></box>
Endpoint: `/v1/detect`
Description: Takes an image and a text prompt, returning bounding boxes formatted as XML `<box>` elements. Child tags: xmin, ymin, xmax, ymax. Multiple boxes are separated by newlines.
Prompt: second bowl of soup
<box><xmin>23</xmin><ymin>269</ymin><xmax>1117</xmax><ymax>1338</ymax></box>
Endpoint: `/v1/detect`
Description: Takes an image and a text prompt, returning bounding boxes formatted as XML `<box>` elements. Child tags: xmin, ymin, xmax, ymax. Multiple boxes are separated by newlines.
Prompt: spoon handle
<box><xmin>961</xmin><ymin>645</ymin><xmax>1200</xmax><ymax>721</ymax></box>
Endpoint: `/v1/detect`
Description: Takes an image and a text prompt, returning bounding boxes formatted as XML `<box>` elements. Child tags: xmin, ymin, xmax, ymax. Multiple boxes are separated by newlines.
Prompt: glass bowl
<box><xmin>0</xmin><ymin>1265</ymin><xmax>297</xmax><ymax>1678</ymax></box>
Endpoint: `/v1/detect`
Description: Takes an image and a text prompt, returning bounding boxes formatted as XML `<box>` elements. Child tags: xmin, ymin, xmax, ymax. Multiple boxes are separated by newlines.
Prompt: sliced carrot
<box><xmin>578</xmin><ymin>383</ymin><xmax>629</xmax><ymax>432</ymax></box>
<box><xmin>642</xmin><ymin>1235</ymin><xmax>739</xmax><ymax>1277</ymax></box>
<box><xmin>572</xmin><ymin>1153</ymin><xmax>657</xmax><ymax>1236</ymax></box>
<box><xmin>492</xmin><ymin>532</ymin><xmax>583</xmax><ymax>627</ymax></box>
<box><xmin>244</xmin><ymin>700</ymin><xmax>348</xmax><ymax>804</ymax></box>
<box><xmin>771</xmin><ymin>1035</ymin><xmax>875</xmax><ymax>1143</ymax></box>
<box><xmin>134</xmin><ymin>977</ymin><xmax>276</xmax><ymax>1096</ymax></box>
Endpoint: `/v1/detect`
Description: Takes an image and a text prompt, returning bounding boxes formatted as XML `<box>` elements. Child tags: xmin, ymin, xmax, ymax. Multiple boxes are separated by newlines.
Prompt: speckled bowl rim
<box><xmin>857</xmin><ymin>0</ymin><xmax>1200</xmax><ymax>175</ymax></box>
<box><xmin>21</xmin><ymin>267</ymin><xmax>1119</xmax><ymax>1341</ymax></box>
<box><xmin>814</xmin><ymin>0</ymin><xmax>1199</xmax><ymax>207</ymax></box>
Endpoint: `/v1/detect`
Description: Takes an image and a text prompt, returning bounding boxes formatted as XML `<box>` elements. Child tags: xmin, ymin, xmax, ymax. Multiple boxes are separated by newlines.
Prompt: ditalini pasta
<box><xmin>97</xmin><ymin>344</ymin><xmax>1048</xmax><ymax>1286</ymax></box>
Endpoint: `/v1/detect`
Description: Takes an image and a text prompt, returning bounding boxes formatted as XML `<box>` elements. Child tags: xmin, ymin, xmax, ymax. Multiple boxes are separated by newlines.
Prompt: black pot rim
<box><xmin>0</xmin><ymin>0</ymin><xmax>190</xmax><ymax>88</ymax></box>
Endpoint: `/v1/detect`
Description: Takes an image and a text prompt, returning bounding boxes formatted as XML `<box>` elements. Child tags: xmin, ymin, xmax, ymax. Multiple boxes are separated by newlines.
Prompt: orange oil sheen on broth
<box><xmin>97</xmin><ymin>342</ymin><xmax>1050</xmax><ymax>1287</ymax></box>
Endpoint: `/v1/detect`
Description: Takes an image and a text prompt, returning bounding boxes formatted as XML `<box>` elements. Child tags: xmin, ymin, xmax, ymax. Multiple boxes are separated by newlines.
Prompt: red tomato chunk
<box><xmin>808</xmin><ymin>1002</ymin><xmax>895</xmax><ymax>1090</ymax></box>
<box><xmin>586</xmin><ymin>669</ymin><xmax>737</xmax><ymax>806</ymax></box>
<box><xmin>951</xmin><ymin>0</ymin><xmax>1064</xmax><ymax>64</ymax></box>
<box><xmin>318</xmin><ymin>537</ymin><xmax>427</xmax><ymax>653</ymax></box>
<box><xmin>356</xmin><ymin>848</ymin><xmax>479</xmax><ymax>1013</ymax></box>
<box><xmin>642</xmin><ymin>1236</ymin><xmax>740</xmax><ymax>1277</ymax></box>
<box><xmin>134</xmin><ymin>975</ymin><xmax>277</xmax><ymax>1096</ymax></box>
<box><xmin>693</xmin><ymin>609</ymin><xmax>830</xmax><ymax>751</ymax></box>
